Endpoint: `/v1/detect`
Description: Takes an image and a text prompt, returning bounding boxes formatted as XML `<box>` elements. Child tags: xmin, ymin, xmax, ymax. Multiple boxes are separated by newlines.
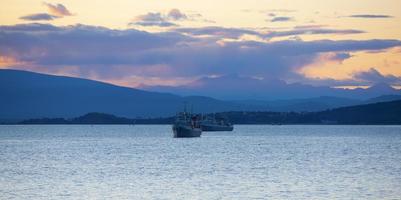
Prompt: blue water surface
<box><xmin>1</xmin><ymin>125</ymin><xmax>401</xmax><ymax>199</ymax></box>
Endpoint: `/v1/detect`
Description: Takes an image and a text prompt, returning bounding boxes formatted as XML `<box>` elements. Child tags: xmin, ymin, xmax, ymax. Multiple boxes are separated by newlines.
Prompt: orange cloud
<box><xmin>0</xmin><ymin>56</ymin><xmax>25</xmax><ymax>68</ymax></box>
<box><xmin>299</xmin><ymin>47</ymin><xmax>401</xmax><ymax>82</ymax></box>
<box><xmin>96</xmin><ymin>75</ymin><xmax>194</xmax><ymax>88</ymax></box>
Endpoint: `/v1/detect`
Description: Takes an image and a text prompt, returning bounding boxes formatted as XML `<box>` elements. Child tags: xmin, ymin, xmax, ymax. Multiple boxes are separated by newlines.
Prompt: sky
<box><xmin>1</xmin><ymin>0</ymin><xmax>401</xmax><ymax>90</ymax></box>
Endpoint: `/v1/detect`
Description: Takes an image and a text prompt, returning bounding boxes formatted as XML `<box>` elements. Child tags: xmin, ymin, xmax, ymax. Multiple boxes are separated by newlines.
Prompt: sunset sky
<box><xmin>1</xmin><ymin>0</ymin><xmax>401</xmax><ymax>89</ymax></box>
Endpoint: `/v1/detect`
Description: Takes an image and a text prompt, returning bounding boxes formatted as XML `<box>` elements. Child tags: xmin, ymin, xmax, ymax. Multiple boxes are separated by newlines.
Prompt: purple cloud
<box><xmin>271</xmin><ymin>17</ymin><xmax>293</xmax><ymax>22</ymax></box>
<box><xmin>19</xmin><ymin>2</ymin><xmax>73</xmax><ymax>22</ymax></box>
<box><xmin>43</xmin><ymin>2</ymin><xmax>73</xmax><ymax>17</ymax></box>
<box><xmin>331</xmin><ymin>52</ymin><xmax>352</xmax><ymax>61</ymax></box>
<box><xmin>168</xmin><ymin>9</ymin><xmax>187</xmax><ymax>20</ymax></box>
<box><xmin>130</xmin><ymin>12</ymin><xmax>177</xmax><ymax>27</ymax></box>
<box><xmin>130</xmin><ymin>12</ymin><xmax>168</xmax><ymax>27</ymax></box>
<box><xmin>354</xmin><ymin>68</ymin><xmax>401</xmax><ymax>85</ymax></box>
<box><xmin>19</xmin><ymin>13</ymin><xmax>60</xmax><ymax>21</ymax></box>
<box><xmin>0</xmin><ymin>23</ymin><xmax>61</xmax><ymax>31</ymax></box>
<box><xmin>265</xmin><ymin>28</ymin><xmax>364</xmax><ymax>38</ymax></box>
<box><xmin>349</xmin><ymin>14</ymin><xmax>393</xmax><ymax>19</ymax></box>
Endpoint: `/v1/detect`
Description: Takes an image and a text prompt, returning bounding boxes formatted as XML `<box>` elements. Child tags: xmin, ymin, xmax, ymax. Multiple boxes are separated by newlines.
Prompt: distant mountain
<box><xmin>231</xmin><ymin>95</ymin><xmax>401</xmax><ymax>112</ymax></box>
<box><xmin>232</xmin><ymin>96</ymin><xmax>361</xmax><ymax>112</ymax></box>
<box><xmin>363</xmin><ymin>95</ymin><xmax>401</xmax><ymax>104</ymax></box>
<box><xmin>2</xmin><ymin>69</ymin><xmax>400</xmax><ymax>122</ymax></box>
<box><xmin>143</xmin><ymin>74</ymin><xmax>401</xmax><ymax>100</ymax></box>
<box><xmin>0</xmin><ymin>69</ymin><xmax>254</xmax><ymax>121</ymax></box>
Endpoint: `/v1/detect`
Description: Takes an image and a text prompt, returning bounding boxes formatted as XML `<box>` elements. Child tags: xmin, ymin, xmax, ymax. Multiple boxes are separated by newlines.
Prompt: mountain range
<box><xmin>1</xmin><ymin>69</ymin><xmax>400</xmax><ymax>121</ymax></box>
<box><xmin>143</xmin><ymin>74</ymin><xmax>401</xmax><ymax>100</ymax></box>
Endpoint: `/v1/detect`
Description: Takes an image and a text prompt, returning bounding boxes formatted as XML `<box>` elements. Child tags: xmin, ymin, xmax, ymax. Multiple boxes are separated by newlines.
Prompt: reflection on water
<box><xmin>1</xmin><ymin>125</ymin><xmax>401</xmax><ymax>199</ymax></box>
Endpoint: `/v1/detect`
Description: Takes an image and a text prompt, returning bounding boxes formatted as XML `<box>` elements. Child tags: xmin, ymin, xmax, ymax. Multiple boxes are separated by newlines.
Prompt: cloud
<box><xmin>1</xmin><ymin>23</ymin><xmax>400</xmax><ymax>88</ymax></box>
<box><xmin>294</xmin><ymin>25</ymin><xmax>328</xmax><ymax>29</ymax></box>
<box><xmin>265</xmin><ymin>28</ymin><xmax>364</xmax><ymax>38</ymax></box>
<box><xmin>348</xmin><ymin>14</ymin><xmax>393</xmax><ymax>19</ymax></box>
<box><xmin>130</xmin><ymin>12</ymin><xmax>177</xmax><ymax>27</ymax></box>
<box><xmin>130</xmin><ymin>9</ymin><xmax>206</xmax><ymax>27</ymax></box>
<box><xmin>43</xmin><ymin>2</ymin><xmax>72</xmax><ymax>17</ymax></box>
<box><xmin>309</xmin><ymin>52</ymin><xmax>353</xmax><ymax>64</ymax></box>
<box><xmin>300</xmin><ymin>67</ymin><xmax>401</xmax><ymax>88</ymax></box>
<box><xmin>0</xmin><ymin>56</ymin><xmax>26</xmax><ymax>68</ymax></box>
<box><xmin>0</xmin><ymin>23</ymin><xmax>193</xmax><ymax>71</ymax></box>
<box><xmin>19</xmin><ymin>13</ymin><xmax>60</xmax><ymax>21</ymax></box>
<box><xmin>174</xmin><ymin>26</ymin><xmax>262</xmax><ymax>39</ymax></box>
<box><xmin>264</xmin><ymin>10</ymin><xmax>296</xmax><ymax>23</ymax></box>
<box><xmin>167</xmin><ymin>9</ymin><xmax>187</xmax><ymax>20</ymax></box>
<box><xmin>242</xmin><ymin>9</ymin><xmax>296</xmax><ymax>14</ymax></box>
<box><xmin>270</xmin><ymin>17</ymin><xmax>293</xmax><ymax>22</ymax></box>
<box><xmin>331</xmin><ymin>52</ymin><xmax>352</xmax><ymax>61</ymax></box>
<box><xmin>19</xmin><ymin>2</ymin><xmax>73</xmax><ymax>21</ymax></box>
<box><xmin>133</xmin><ymin>21</ymin><xmax>177</xmax><ymax>27</ymax></box>
<box><xmin>353</xmin><ymin>68</ymin><xmax>401</xmax><ymax>85</ymax></box>
<box><xmin>0</xmin><ymin>23</ymin><xmax>61</xmax><ymax>31</ymax></box>
<box><xmin>174</xmin><ymin>26</ymin><xmax>364</xmax><ymax>39</ymax></box>
<box><xmin>265</xmin><ymin>9</ymin><xmax>297</xmax><ymax>13</ymax></box>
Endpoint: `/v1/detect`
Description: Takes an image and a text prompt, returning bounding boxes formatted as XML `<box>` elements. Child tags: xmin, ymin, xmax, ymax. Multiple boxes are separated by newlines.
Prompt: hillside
<box><xmin>18</xmin><ymin>100</ymin><xmax>401</xmax><ymax>125</ymax></box>
<box><xmin>316</xmin><ymin>100</ymin><xmax>401</xmax><ymax>124</ymax></box>
<box><xmin>226</xmin><ymin>100</ymin><xmax>401</xmax><ymax>124</ymax></box>
<box><xmin>221</xmin><ymin>100</ymin><xmax>401</xmax><ymax>124</ymax></box>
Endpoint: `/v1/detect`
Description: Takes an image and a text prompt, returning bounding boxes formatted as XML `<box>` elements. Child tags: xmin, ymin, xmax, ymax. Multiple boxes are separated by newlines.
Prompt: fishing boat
<box><xmin>200</xmin><ymin>114</ymin><xmax>234</xmax><ymax>132</ymax></box>
<box><xmin>172</xmin><ymin>111</ymin><xmax>202</xmax><ymax>138</ymax></box>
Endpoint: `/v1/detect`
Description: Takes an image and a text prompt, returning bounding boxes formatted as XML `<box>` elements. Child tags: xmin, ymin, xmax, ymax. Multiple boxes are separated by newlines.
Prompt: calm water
<box><xmin>1</xmin><ymin>125</ymin><xmax>401</xmax><ymax>200</ymax></box>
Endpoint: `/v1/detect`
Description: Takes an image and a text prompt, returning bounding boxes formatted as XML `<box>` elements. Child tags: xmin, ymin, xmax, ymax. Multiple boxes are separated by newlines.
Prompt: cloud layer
<box><xmin>1</xmin><ymin>23</ymin><xmax>400</xmax><ymax>89</ymax></box>
<box><xmin>174</xmin><ymin>26</ymin><xmax>364</xmax><ymax>39</ymax></box>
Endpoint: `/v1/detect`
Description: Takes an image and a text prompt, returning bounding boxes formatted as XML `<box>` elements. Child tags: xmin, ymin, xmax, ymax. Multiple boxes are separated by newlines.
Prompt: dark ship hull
<box><xmin>201</xmin><ymin>124</ymin><xmax>234</xmax><ymax>132</ymax></box>
<box><xmin>173</xmin><ymin>125</ymin><xmax>202</xmax><ymax>138</ymax></box>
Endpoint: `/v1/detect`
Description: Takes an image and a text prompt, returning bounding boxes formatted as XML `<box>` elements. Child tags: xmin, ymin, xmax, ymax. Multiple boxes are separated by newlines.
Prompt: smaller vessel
<box><xmin>172</xmin><ymin>111</ymin><xmax>202</xmax><ymax>138</ymax></box>
<box><xmin>200</xmin><ymin>114</ymin><xmax>234</xmax><ymax>132</ymax></box>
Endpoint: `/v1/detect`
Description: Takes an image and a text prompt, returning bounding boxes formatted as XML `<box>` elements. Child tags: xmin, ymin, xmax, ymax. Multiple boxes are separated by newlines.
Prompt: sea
<box><xmin>1</xmin><ymin>125</ymin><xmax>401</xmax><ymax>199</ymax></box>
